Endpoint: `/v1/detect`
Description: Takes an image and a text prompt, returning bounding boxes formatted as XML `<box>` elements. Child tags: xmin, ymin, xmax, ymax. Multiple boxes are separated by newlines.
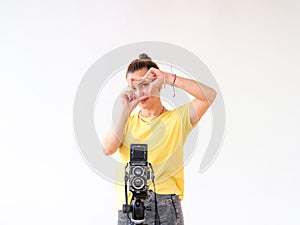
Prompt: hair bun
<box><xmin>138</xmin><ymin>53</ymin><xmax>151</xmax><ymax>61</ymax></box>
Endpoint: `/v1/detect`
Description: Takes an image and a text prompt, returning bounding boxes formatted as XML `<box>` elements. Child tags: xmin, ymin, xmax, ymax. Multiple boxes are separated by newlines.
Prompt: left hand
<box><xmin>143</xmin><ymin>68</ymin><xmax>166</xmax><ymax>93</ymax></box>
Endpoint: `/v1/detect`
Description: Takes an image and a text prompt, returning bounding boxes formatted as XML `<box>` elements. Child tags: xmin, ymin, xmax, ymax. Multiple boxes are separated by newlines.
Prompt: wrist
<box><xmin>165</xmin><ymin>72</ymin><xmax>173</xmax><ymax>84</ymax></box>
<box><xmin>121</xmin><ymin>107</ymin><xmax>131</xmax><ymax>117</ymax></box>
<box><xmin>166</xmin><ymin>73</ymin><xmax>177</xmax><ymax>85</ymax></box>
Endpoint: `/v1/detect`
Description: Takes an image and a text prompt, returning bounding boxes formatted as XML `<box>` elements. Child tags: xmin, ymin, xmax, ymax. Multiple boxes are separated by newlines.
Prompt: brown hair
<box><xmin>126</xmin><ymin>53</ymin><xmax>159</xmax><ymax>77</ymax></box>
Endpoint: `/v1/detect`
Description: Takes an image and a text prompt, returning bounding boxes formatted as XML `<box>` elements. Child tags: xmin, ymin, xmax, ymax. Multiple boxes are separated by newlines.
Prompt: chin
<box><xmin>139</xmin><ymin>98</ymin><xmax>151</xmax><ymax>108</ymax></box>
<box><xmin>139</xmin><ymin>103</ymin><xmax>149</xmax><ymax>108</ymax></box>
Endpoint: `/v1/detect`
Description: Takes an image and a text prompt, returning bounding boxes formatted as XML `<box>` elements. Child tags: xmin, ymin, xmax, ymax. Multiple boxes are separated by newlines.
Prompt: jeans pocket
<box><xmin>156</xmin><ymin>200</ymin><xmax>177</xmax><ymax>224</ymax></box>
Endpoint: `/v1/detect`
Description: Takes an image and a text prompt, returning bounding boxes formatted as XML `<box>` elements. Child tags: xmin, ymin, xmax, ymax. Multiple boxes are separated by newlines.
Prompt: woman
<box><xmin>103</xmin><ymin>53</ymin><xmax>217</xmax><ymax>225</ymax></box>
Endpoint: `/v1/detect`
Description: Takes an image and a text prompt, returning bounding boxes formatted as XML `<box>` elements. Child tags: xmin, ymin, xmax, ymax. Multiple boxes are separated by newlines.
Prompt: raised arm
<box><xmin>166</xmin><ymin>73</ymin><xmax>217</xmax><ymax>125</ymax></box>
<box><xmin>144</xmin><ymin>68</ymin><xmax>217</xmax><ymax>126</ymax></box>
<box><xmin>102</xmin><ymin>90</ymin><xmax>140</xmax><ymax>155</ymax></box>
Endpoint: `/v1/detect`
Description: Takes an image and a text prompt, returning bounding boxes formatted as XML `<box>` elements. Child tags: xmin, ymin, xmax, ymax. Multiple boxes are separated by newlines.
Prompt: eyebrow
<box><xmin>128</xmin><ymin>79</ymin><xmax>149</xmax><ymax>88</ymax></box>
<box><xmin>129</xmin><ymin>80</ymin><xmax>148</xmax><ymax>88</ymax></box>
<box><xmin>138</xmin><ymin>80</ymin><xmax>148</xmax><ymax>85</ymax></box>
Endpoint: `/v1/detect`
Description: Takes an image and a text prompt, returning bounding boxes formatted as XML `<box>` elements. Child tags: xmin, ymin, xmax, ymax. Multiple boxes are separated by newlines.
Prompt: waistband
<box><xmin>148</xmin><ymin>190</ymin><xmax>179</xmax><ymax>201</ymax></box>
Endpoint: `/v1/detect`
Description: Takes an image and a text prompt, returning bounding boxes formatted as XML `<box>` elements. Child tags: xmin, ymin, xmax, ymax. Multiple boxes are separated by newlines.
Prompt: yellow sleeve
<box><xmin>176</xmin><ymin>102</ymin><xmax>199</xmax><ymax>135</ymax></box>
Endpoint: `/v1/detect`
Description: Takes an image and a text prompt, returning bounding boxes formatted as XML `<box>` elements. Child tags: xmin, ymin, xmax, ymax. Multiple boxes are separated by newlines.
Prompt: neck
<box><xmin>140</xmin><ymin>100</ymin><xmax>164</xmax><ymax>117</ymax></box>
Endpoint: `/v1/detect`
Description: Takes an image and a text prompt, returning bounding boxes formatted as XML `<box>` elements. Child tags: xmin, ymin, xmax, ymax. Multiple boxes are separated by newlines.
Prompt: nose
<box><xmin>135</xmin><ymin>88</ymin><xmax>144</xmax><ymax>99</ymax></box>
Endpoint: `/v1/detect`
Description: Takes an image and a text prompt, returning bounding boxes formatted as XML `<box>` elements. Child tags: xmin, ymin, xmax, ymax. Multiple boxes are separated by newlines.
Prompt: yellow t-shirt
<box><xmin>116</xmin><ymin>102</ymin><xmax>197</xmax><ymax>209</ymax></box>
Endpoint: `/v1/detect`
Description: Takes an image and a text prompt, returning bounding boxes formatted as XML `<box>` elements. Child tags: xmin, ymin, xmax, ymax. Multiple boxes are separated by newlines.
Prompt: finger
<box><xmin>141</xmin><ymin>76</ymin><xmax>154</xmax><ymax>84</ymax></box>
<box><xmin>124</xmin><ymin>90</ymin><xmax>134</xmax><ymax>101</ymax></box>
<box><xmin>144</xmin><ymin>73</ymin><xmax>157</xmax><ymax>83</ymax></box>
<box><xmin>123</xmin><ymin>92</ymin><xmax>131</xmax><ymax>102</ymax></box>
<box><xmin>130</xmin><ymin>77</ymin><xmax>147</xmax><ymax>84</ymax></box>
<box><xmin>144</xmin><ymin>68</ymin><xmax>156</xmax><ymax>78</ymax></box>
<box><xmin>148</xmin><ymin>78</ymin><xmax>162</xmax><ymax>94</ymax></box>
<box><xmin>129</xmin><ymin>96</ymin><xmax>140</xmax><ymax>108</ymax></box>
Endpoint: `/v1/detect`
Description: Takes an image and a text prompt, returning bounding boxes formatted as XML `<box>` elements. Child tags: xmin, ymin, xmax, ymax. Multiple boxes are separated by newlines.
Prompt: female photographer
<box><xmin>103</xmin><ymin>53</ymin><xmax>217</xmax><ymax>225</ymax></box>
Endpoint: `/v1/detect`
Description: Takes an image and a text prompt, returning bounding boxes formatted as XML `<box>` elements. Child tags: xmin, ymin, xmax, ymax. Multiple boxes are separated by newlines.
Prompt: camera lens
<box><xmin>133</xmin><ymin>166</ymin><xmax>143</xmax><ymax>176</ymax></box>
<box><xmin>132</xmin><ymin>177</ymin><xmax>145</xmax><ymax>189</ymax></box>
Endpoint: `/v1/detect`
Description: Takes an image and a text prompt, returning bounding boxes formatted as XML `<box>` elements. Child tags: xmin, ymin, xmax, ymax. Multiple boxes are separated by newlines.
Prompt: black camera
<box><xmin>123</xmin><ymin>144</ymin><xmax>159</xmax><ymax>224</ymax></box>
<box><xmin>129</xmin><ymin>144</ymin><xmax>149</xmax><ymax>198</ymax></box>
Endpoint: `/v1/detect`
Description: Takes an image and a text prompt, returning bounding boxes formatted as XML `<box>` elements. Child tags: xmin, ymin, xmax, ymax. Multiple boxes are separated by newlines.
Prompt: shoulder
<box><xmin>127</xmin><ymin>111</ymin><xmax>139</xmax><ymax>123</ymax></box>
<box><xmin>169</xmin><ymin>102</ymin><xmax>194</xmax><ymax>130</ymax></box>
<box><xmin>171</xmin><ymin>102</ymin><xmax>191</xmax><ymax>116</ymax></box>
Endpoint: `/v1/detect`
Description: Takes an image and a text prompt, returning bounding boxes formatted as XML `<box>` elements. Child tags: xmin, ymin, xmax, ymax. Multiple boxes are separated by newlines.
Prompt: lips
<box><xmin>140</xmin><ymin>97</ymin><xmax>149</xmax><ymax>103</ymax></box>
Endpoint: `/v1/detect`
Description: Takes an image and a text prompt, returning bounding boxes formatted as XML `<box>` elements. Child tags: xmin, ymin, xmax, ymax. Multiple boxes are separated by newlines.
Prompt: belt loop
<box><xmin>171</xmin><ymin>195</ymin><xmax>179</xmax><ymax>219</ymax></box>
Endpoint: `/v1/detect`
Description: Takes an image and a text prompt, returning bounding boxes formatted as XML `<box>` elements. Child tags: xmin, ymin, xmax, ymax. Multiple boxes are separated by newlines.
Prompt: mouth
<box><xmin>139</xmin><ymin>97</ymin><xmax>149</xmax><ymax>104</ymax></box>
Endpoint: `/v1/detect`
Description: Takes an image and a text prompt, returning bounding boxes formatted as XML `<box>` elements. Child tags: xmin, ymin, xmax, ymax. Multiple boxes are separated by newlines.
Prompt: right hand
<box><xmin>121</xmin><ymin>89</ymin><xmax>140</xmax><ymax>115</ymax></box>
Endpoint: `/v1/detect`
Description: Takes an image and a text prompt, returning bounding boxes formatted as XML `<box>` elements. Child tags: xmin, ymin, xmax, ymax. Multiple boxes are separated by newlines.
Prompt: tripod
<box><xmin>123</xmin><ymin>198</ymin><xmax>150</xmax><ymax>225</ymax></box>
<box><xmin>123</xmin><ymin>163</ymin><xmax>160</xmax><ymax>225</ymax></box>
<box><xmin>123</xmin><ymin>168</ymin><xmax>149</xmax><ymax>225</ymax></box>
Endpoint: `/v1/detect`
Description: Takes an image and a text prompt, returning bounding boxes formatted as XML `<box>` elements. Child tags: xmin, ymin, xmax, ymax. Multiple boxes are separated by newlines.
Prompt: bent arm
<box><xmin>102</xmin><ymin>88</ymin><xmax>140</xmax><ymax>156</ymax></box>
<box><xmin>166</xmin><ymin>73</ymin><xmax>217</xmax><ymax>126</ymax></box>
<box><xmin>102</xmin><ymin>110</ymin><xmax>130</xmax><ymax>155</ymax></box>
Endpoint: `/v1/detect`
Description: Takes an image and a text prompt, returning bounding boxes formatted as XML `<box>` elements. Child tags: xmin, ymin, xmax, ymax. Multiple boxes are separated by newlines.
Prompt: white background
<box><xmin>1</xmin><ymin>0</ymin><xmax>300</xmax><ymax>224</ymax></box>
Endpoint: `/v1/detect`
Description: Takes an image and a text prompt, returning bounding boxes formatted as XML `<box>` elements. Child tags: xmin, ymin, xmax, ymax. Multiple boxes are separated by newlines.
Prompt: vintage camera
<box><xmin>123</xmin><ymin>144</ymin><xmax>159</xmax><ymax>224</ymax></box>
<box><xmin>129</xmin><ymin>144</ymin><xmax>149</xmax><ymax>198</ymax></box>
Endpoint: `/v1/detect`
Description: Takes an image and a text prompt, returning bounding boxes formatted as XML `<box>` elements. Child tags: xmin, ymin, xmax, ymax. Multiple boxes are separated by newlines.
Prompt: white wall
<box><xmin>1</xmin><ymin>0</ymin><xmax>299</xmax><ymax>224</ymax></box>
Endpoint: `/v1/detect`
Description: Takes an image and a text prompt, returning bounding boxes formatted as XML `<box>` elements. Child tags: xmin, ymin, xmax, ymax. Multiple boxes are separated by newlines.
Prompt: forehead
<box><xmin>126</xmin><ymin>68</ymin><xmax>148</xmax><ymax>83</ymax></box>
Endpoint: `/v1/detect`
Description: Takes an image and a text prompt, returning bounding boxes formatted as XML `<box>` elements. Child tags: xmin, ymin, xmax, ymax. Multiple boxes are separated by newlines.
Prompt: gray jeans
<box><xmin>118</xmin><ymin>191</ymin><xmax>184</xmax><ymax>225</ymax></box>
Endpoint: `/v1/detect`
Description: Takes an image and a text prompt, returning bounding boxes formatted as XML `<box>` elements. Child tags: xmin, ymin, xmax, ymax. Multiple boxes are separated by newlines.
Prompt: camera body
<box><xmin>129</xmin><ymin>144</ymin><xmax>149</xmax><ymax>199</ymax></box>
<box><xmin>123</xmin><ymin>144</ymin><xmax>158</xmax><ymax>224</ymax></box>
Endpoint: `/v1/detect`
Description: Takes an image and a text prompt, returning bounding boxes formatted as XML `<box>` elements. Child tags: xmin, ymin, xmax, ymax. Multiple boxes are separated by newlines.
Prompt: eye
<box><xmin>142</xmin><ymin>83</ymin><xmax>148</xmax><ymax>87</ymax></box>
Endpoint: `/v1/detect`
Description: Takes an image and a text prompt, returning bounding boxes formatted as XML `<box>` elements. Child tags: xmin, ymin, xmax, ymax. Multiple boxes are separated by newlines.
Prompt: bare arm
<box><xmin>144</xmin><ymin>68</ymin><xmax>217</xmax><ymax>126</ymax></box>
<box><xmin>165</xmin><ymin>73</ymin><xmax>217</xmax><ymax>125</ymax></box>
<box><xmin>102</xmin><ymin>91</ymin><xmax>139</xmax><ymax>155</ymax></box>
<box><xmin>102</xmin><ymin>110</ymin><xmax>130</xmax><ymax>155</ymax></box>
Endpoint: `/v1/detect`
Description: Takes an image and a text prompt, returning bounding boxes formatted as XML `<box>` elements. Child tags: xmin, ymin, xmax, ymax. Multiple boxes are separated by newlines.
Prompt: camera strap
<box><xmin>124</xmin><ymin>163</ymin><xmax>131</xmax><ymax>223</ymax></box>
<box><xmin>149</xmin><ymin>163</ymin><xmax>160</xmax><ymax>225</ymax></box>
